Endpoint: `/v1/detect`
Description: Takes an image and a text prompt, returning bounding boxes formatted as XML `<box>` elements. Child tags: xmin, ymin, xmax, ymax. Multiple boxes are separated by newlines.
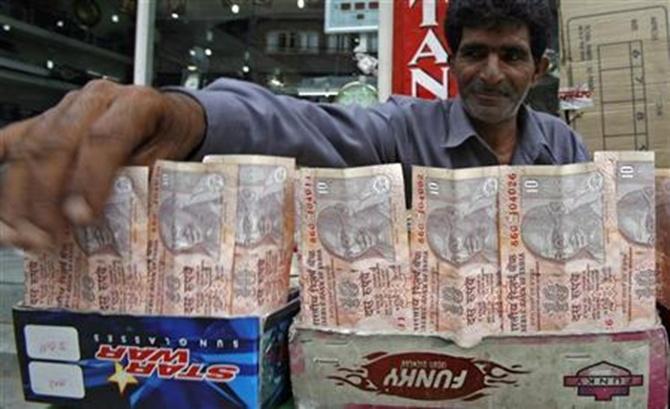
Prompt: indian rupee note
<box><xmin>24</xmin><ymin>226</ymin><xmax>84</xmax><ymax>310</ymax></box>
<box><xmin>411</xmin><ymin>166</ymin><xmax>501</xmax><ymax>346</ymax></box>
<box><xmin>656</xmin><ymin>169</ymin><xmax>670</xmax><ymax>309</ymax></box>
<box><xmin>203</xmin><ymin>155</ymin><xmax>295</xmax><ymax>315</ymax></box>
<box><xmin>595</xmin><ymin>151</ymin><xmax>657</xmax><ymax>328</ymax></box>
<box><xmin>8</xmin><ymin>164</ymin><xmax>57</xmax><ymax>308</ymax></box>
<box><xmin>298</xmin><ymin>164</ymin><xmax>411</xmax><ymax>331</ymax></box>
<box><xmin>73</xmin><ymin>167</ymin><xmax>148</xmax><ymax>313</ymax></box>
<box><xmin>500</xmin><ymin>163</ymin><xmax>614</xmax><ymax>333</ymax></box>
<box><xmin>292</xmin><ymin>171</ymin><xmax>302</xmax><ymax>291</ymax></box>
<box><xmin>147</xmin><ymin>160</ymin><xmax>238</xmax><ymax>316</ymax></box>
<box><xmin>24</xmin><ymin>250</ymin><xmax>59</xmax><ymax>308</ymax></box>
<box><xmin>122</xmin><ymin>168</ymin><xmax>149</xmax><ymax>314</ymax></box>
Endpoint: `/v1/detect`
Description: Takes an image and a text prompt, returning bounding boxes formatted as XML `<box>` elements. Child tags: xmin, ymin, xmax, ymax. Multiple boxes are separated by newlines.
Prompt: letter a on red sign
<box><xmin>392</xmin><ymin>0</ymin><xmax>458</xmax><ymax>99</ymax></box>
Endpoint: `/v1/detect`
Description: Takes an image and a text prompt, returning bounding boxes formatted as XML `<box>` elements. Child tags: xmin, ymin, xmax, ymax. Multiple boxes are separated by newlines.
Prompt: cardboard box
<box><xmin>290</xmin><ymin>326</ymin><xmax>669</xmax><ymax>408</ymax></box>
<box><xmin>12</xmin><ymin>296</ymin><xmax>299</xmax><ymax>409</ymax></box>
<box><xmin>559</xmin><ymin>0</ymin><xmax>670</xmax><ymax>167</ymax></box>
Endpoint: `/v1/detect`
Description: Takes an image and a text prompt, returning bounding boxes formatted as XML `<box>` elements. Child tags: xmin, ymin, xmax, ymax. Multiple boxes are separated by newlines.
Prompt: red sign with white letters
<box><xmin>392</xmin><ymin>0</ymin><xmax>458</xmax><ymax>99</ymax></box>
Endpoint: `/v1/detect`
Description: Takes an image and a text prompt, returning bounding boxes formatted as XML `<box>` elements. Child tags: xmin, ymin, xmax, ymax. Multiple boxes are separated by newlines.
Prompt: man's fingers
<box><xmin>66</xmin><ymin>90</ymin><xmax>163</xmax><ymax>222</ymax></box>
<box><xmin>0</xmin><ymin>121</ymin><xmax>43</xmax><ymax>248</ymax></box>
<box><xmin>10</xmin><ymin>219</ymin><xmax>54</xmax><ymax>251</ymax></box>
<box><xmin>63</xmin><ymin>196</ymin><xmax>94</xmax><ymax>226</ymax></box>
<box><xmin>25</xmin><ymin>101</ymin><xmax>101</xmax><ymax>241</ymax></box>
<box><xmin>0</xmin><ymin>128</ymin><xmax>6</xmax><ymax>163</ymax></box>
<box><xmin>0</xmin><ymin>219</ymin><xmax>17</xmax><ymax>245</ymax></box>
<box><xmin>0</xmin><ymin>119</ymin><xmax>27</xmax><ymax>163</ymax></box>
<box><xmin>0</xmin><ymin>80</ymin><xmax>134</xmax><ymax>251</ymax></box>
<box><xmin>0</xmin><ymin>118</ymin><xmax>37</xmax><ymax>163</ymax></box>
<box><xmin>0</xmin><ymin>85</ymin><xmax>110</xmax><ymax>250</ymax></box>
<box><xmin>16</xmin><ymin>90</ymin><xmax>106</xmax><ymax>244</ymax></box>
<box><xmin>0</xmin><ymin>151</ymin><xmax>61</xmax><ymax>250</ymax></box>
<box><xmin>0</xmin><ymin>162</ymin><xmax>31</xmax><ymax>247</ymax></box>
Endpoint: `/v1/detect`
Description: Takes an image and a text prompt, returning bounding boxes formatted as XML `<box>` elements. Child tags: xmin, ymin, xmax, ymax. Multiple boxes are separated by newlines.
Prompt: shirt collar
<box><xmin>444</xmin><ymin>96</ymin><xmax>558</xmax><ymax>164</ymax></box>
<box><xmin>443</xmin><ymin>96</ymin><xmax>478</xmax><ymax>149</ymax></box>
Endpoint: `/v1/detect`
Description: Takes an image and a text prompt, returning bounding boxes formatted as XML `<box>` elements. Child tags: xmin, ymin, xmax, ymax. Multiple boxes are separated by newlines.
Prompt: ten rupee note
<box><xmin>147</xmin><ymin>161</ymin><xmax>238</xmax><ymax>316</ymax></box>
<box><xmin>500</xmin><ymin>163</ymin><xmax>614</xmax><ymax>333</ymax></box>
<box><xmin>73</xmin><ymin>167</ymin><xmax>148</xmax><ymax>313</ymax></box>
<box><xmin>298</xmin><ymin>164</ymin><xmax>412</xmax><ymax>331</ymax></box>
<box><xmin>411</xmin><ymin>166</ymin><xmax>501</xmax><ymax>347</ymax></box>
<box><xmin>595</xmin><ymin>151</ymin><xmax>656</xmax><ymax>328</ymax></box>
<box><xmin>204</xmin><ymin>155</ymin><xmax>295</xmax><ymax>315</ymax></box>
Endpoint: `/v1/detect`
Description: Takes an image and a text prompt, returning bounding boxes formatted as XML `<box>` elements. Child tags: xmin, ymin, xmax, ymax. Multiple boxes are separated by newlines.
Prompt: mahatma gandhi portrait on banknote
<box><xmin>236</xmin><ymin>165</ymin><xmax>286</xmax><ymax>247</ymax></box>
<box><xmin>426</xmin><ymin>177</ymin><xmax>498</xmax><ymax>267</ymax></box>
<box><xmin>316</xmin><ymin>175</ymin><xmax>395</xmax><ymax>262</ymax></box>
<box><xmin>158</xmin><ymin>171</ymin><xmax>226</xmax><ymax>258</ymax></box>
<box><xmin>617</xmin><ymin>186</ymin><xmax>655</xmax><ymax>247</ymax></box>
<box><xmin>75</xmin><ymin>175</ymin><xmax>133</xmax><ymax>257</ymax></box>
<box><xmin>521</xmin><ymin>171</ymin><xmax>605</xmax><ymax>262</ymax></box>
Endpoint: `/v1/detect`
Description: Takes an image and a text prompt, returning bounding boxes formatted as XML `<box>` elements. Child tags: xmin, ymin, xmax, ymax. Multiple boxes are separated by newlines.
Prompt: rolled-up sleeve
<box><xmin>170</xmin><ymin>78</ymin><xmax>408</xmax><ymax>168</ymax></box>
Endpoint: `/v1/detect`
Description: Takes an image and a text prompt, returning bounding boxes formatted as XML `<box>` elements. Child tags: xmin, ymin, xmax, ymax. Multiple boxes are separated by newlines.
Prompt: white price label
<box><xmin>29</xmin><ymin>362</ymin><xmax>85</xmax><ymax>399</ymax></box>
<box><xmin>25</xmin><ymin>325</ymin><xmax>80</xmax><ymax>361</ymax></box>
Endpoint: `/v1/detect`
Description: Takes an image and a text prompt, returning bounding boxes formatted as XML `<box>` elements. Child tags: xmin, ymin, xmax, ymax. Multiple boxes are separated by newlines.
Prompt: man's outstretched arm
<box><xmin>174</xmin><ymin>78</ymin><xmax>401</xmax><ymax>167</ymax></box>
<box><xmin>0</xmin><ymin>78</ymin><xmax>404</xmax><ymax>250</ymax></box>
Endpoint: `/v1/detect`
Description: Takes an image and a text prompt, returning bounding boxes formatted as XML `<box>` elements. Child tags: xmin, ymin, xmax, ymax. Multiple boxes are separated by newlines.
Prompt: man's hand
<box><xmin>0</xmin><ymin>79</ymin><xmax>205</xmax><ymax>251</ymax></box>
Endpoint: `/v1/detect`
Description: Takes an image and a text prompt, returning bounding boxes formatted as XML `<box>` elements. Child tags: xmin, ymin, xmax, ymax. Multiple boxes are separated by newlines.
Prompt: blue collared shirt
<box><xmin>183</xmin><ymin>78</ymin><xmax>589</xmax><ymax>172</ymax></box>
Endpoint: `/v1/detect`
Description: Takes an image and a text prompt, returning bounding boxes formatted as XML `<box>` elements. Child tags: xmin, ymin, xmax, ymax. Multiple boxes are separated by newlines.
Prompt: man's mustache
<box><xmin>466</xmin><ymin>80</ymin><xmax>514</xmax><ymax>98</ymax></box>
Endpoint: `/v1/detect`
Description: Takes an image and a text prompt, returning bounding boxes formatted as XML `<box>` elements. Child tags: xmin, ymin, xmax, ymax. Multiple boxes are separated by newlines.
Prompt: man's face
<box><xmin>452</xmin><ymin>24</ymin><xmax>544</xmax><ymax>125</ymax></box>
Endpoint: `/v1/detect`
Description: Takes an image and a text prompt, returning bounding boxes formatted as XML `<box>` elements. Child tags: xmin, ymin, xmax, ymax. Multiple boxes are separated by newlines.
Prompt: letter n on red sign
<box><xmin>392</xmin><ymin>0</ymin><xmax>458</xmax><ymax>99</ymax></box>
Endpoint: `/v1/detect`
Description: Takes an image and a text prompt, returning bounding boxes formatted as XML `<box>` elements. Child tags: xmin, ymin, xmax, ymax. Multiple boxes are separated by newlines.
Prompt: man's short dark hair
<box><xmin>445</xmin><ymin>0</ymin><xmax>552</xmax><ymax>62</ymax></box>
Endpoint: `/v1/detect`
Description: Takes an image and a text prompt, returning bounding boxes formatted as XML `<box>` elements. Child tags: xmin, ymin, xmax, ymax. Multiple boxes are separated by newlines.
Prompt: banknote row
<box><xmin>297</xmin><ymin>152</ymin><xmax>670</xmax><ymax>347</ymax></box>
<box><xmin>22</xmin><ymin>151</ymin><xmax>669</xmax><ymax>339</ymax></box>
<box><xmin>24</xmin><ymin>155</ymin><xmax>296</xmax><ymax>317</ymax></box>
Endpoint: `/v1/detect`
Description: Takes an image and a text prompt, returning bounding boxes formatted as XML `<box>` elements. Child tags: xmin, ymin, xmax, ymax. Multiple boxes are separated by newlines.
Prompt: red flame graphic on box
<box><xmin>328</xmin><ymin>352</ymin><xmax>529</xmax><ymax>401</ymax></box>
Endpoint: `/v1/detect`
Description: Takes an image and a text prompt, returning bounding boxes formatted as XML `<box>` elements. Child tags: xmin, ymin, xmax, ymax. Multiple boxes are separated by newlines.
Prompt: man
<box><xmin>0</xmin><ymin>0</ymin><xmax>588</xmax><ymax>250</ymax></box>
